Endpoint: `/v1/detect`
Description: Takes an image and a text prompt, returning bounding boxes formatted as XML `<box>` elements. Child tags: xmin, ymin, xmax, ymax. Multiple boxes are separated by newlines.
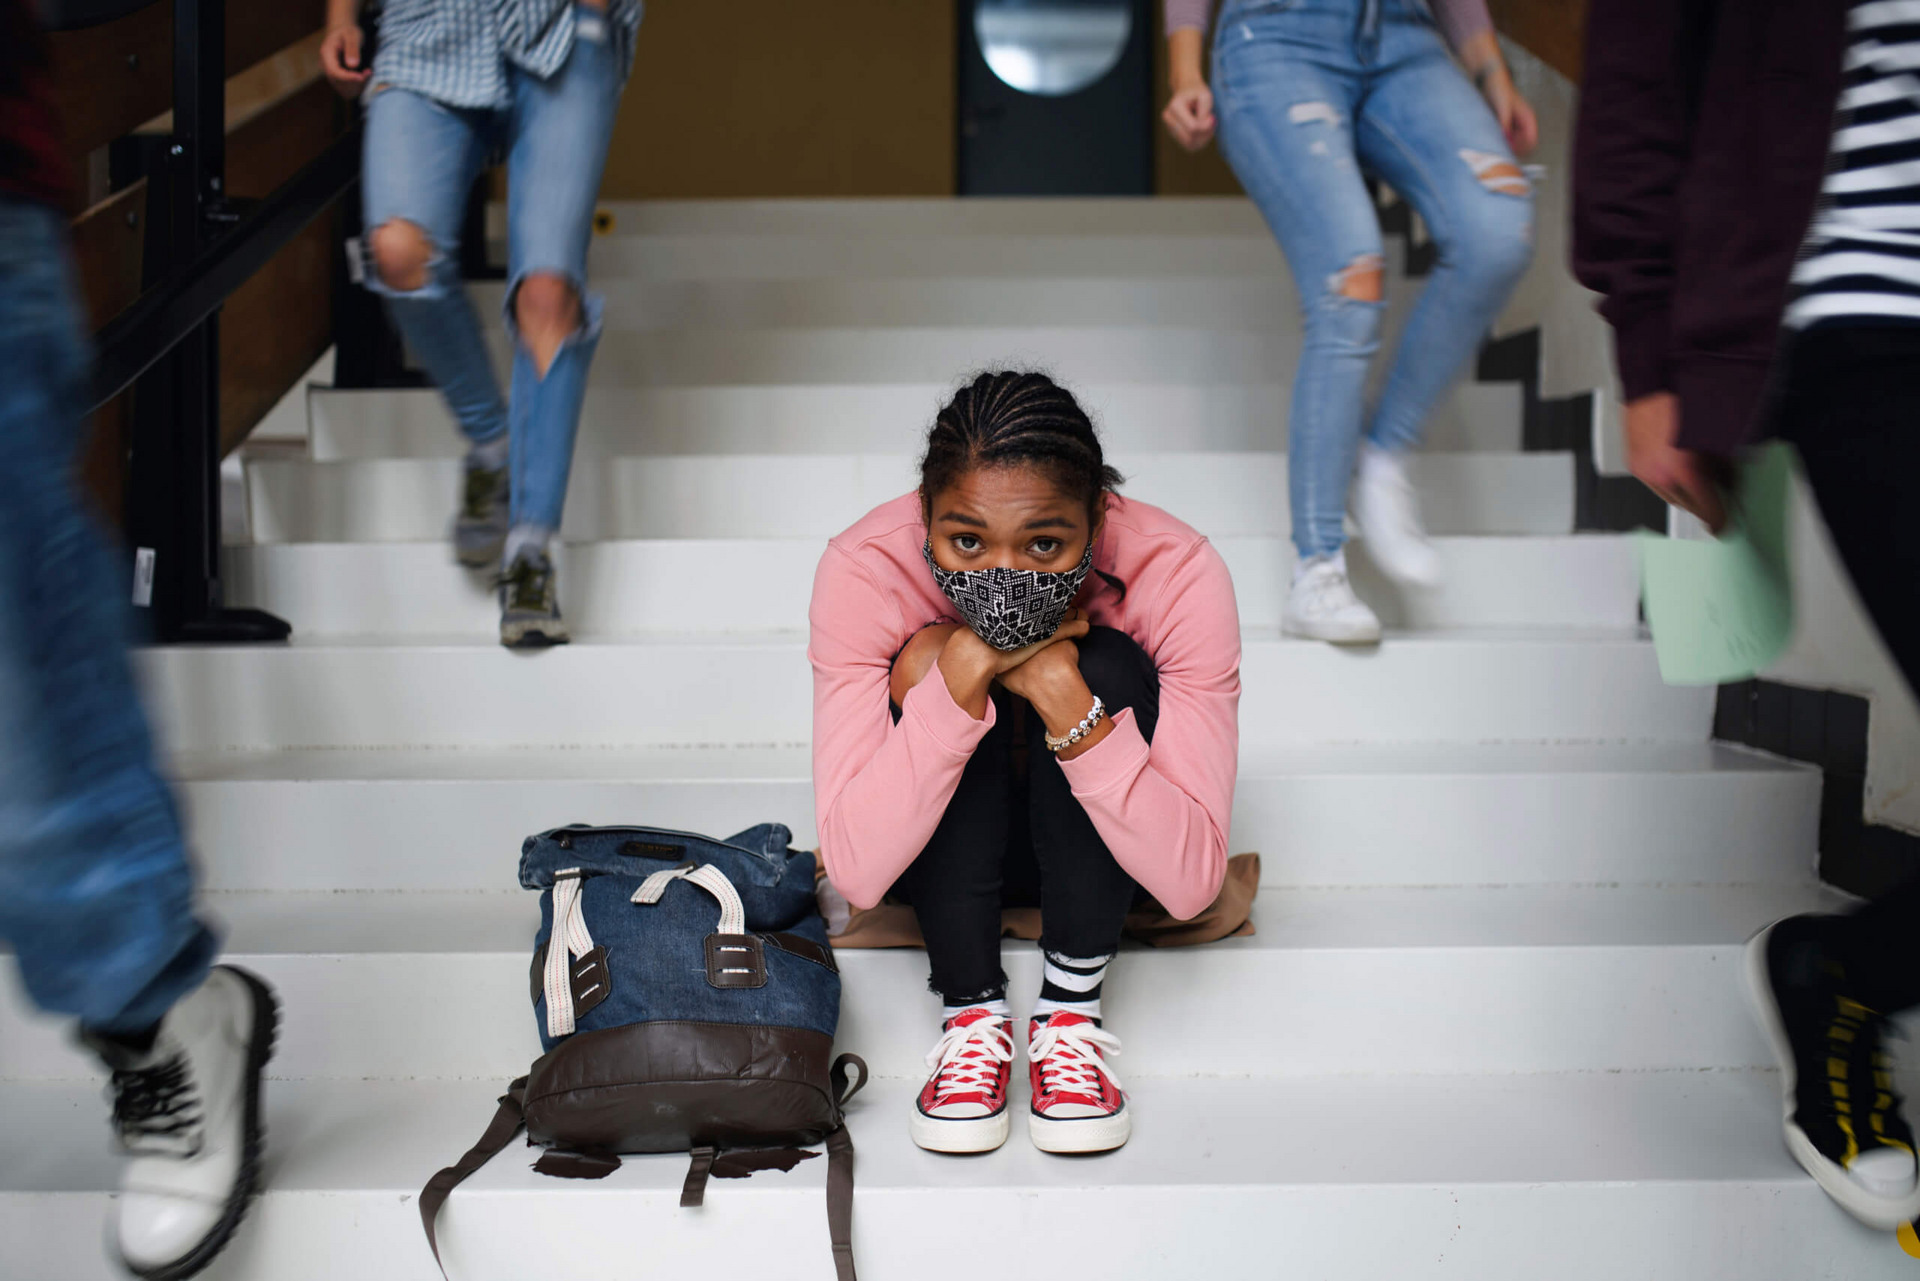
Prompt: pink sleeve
<box><xmin>1432</xmin><ymin>0</ymin><xmax>1494</xmax><ymax>55</ymax></box>
<box><xmin>1058</xmin><ymin>541</ymin><xmax>1241</xmax><ymax>921</ymax></box>
<box><xmin>1164</xmin><ymin>0</ymin><xmax>1215</xmax><ymax>36</ymax></box>
<box><xmin>809</xmin><ymin>544</ymin><xmax>997</xmax><ymax>911</ymax></box>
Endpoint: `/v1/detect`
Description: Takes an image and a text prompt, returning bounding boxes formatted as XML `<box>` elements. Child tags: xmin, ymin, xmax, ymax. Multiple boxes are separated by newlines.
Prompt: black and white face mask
<box><xmin>923</xmin><ymin>538</ymin><xmax>1095</xmax><ymax>651</ymax></box>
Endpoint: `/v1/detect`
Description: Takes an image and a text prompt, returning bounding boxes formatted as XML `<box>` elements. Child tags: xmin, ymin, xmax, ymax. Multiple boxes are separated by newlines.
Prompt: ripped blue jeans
<box><xmin>360</xmin><ymin>11</ymin><xmax>622</xmax><ymax>539</ymax></box>
<box><xmin>1214</xmin><ymin>0</ymin><xmax>1533</xmax><ymax>559</ymax></box>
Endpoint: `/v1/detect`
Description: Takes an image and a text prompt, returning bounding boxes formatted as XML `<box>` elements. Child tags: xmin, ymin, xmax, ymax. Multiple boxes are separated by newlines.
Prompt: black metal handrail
<box><xmin>91</xmin><ymin>0</ymin><xmax>359</xmax><ymax>643</ymax></box>
<box><xmin>41</xmin><ymin>0</ymin><xmax>162</xmax><ymax>33</ymax></box>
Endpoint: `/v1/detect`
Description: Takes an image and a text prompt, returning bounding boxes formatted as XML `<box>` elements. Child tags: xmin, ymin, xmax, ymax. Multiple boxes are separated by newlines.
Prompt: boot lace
<box><xmin>498</xmin><ymin>556</ymin><xmax>555</xmax><ymax>614</ymax></box>
<box><xmin>1030</xmin><ymin>1019</ymin><xmax>1122</xmax><ymax>1099</ymax></box>
<box><xmin>110</xmin><ymin>1052</ymin><xmax>205</xmax><ymax>1157</ymax></box>
<box><xmin>925</xmin><ymin>1016</ymin><xmax>1014</xmax><ymax>1103</ymax></box>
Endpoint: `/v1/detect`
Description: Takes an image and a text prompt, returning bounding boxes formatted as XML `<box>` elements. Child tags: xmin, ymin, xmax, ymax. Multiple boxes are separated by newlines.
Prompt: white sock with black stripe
<box><xmin>1031</xmin><ymin>950</ymin><xmax>1113</xmax><ymax>1023</ymax></box>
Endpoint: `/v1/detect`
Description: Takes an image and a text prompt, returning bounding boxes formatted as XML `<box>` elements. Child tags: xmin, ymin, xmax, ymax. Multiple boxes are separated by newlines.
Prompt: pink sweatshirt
<box><xmin>809</xmin><ymin>493</ymin><xmax>1242</xmax><ymax>921</ymax></box>
<box><xmin>1164</xmin><ymin>0</ymin><xmax>1493</xmax><ymax>54</ymax></box>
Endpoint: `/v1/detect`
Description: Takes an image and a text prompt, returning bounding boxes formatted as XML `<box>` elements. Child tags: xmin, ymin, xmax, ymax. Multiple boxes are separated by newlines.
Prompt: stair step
<box><xmin>305</xmin><ymin>380</ymin><xmax>1525</xmax><ymax>459</ymax></box>
<box><xmin>478</xmin><ymin>325</ymin><xmax>1342</xmax><ymax>386</ymax></box>
<box><xmin>6</xmin><ymin>1071</ymin><xmax>1911</xmax><ymax>1280</ymax></box>
<box><xmin>584</xmin><ymin>196</ymin><xmax>1276</xmax><ymax>237</ymax></box>
<box><xmin>583</xmin><ymin>232</ymin><xmax>1288</xmax><ymax>281</ymax></box>
<box><xmin>166</xmin><ymin>742</ymin><xmax>1818</xmax><ymax>893</ymax></box>
<box><xmin>225</xmin><ymin>534</ymin><xmax>1639</xmax><ymax>638</ymax></box>
<box><xmin>243</xmin><ymin>451</ymin><xmax>1574</xmax><ymax>544</ymax></box>
<box><xmin>0</xmin><ymin>883</ymin><xmax>1845</xmax><ymax>1081</ymax></box>
<box><xmin>135</xmin><ymin>631</ymin><xmax>1706</xmax><ymax>754</ymax></box>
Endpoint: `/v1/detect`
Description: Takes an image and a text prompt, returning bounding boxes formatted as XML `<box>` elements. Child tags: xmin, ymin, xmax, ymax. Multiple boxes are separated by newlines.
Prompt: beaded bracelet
<box><xmin>1044</xmin><ymin>695</ymin><xmax>1107</xmax><ymax>754</ymax></box>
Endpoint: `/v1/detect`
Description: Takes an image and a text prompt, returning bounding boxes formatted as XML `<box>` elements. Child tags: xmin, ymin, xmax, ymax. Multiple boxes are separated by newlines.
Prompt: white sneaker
<box><xmin>1283</xmin><ymin>551</ymin><xmax>1382</xmax><ymax>644</ymax></box>
<box><xmin>1353</xmin><ymin>444</ymin><xmax>1443</xmax><ymax>588</ymax></box>
<box><xmin>909</xmin><ymin>1008</ymin><xmax>1015</xmax><ymax>1153</ymax></box>
<box><xmin>86</xmin><ymin>966</ymin><xmax>279</xmax><ymax>1281</ymax></box>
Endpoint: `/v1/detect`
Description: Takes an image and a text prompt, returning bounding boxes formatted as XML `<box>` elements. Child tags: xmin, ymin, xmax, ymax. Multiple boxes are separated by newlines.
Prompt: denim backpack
<box><xmin>419</xmin><ymin>823</ymin><xmax>867</xmax><ymax>1280</ymax></box>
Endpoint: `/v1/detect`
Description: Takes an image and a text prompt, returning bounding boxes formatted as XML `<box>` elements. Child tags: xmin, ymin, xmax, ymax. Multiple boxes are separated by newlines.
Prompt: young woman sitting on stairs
<box><xmin>808</xmin><ymin>371</ymin><xmax>1242</xmax><ymax>1155</ymax></box>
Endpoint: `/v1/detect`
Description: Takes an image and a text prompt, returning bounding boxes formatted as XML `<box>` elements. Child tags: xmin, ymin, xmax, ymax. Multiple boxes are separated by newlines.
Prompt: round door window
<box><xmin>975</xmin><ymin>0</ymin><xmax>1132</xmax><ymax>97</ymax></box>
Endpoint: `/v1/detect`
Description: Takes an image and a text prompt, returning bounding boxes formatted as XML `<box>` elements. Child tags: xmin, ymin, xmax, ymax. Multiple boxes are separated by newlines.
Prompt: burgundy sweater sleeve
<box><xmin>1164</xmin><ymin>0</ymin><xmax>1214</xmax><ymax>36</ymax></box>
<box><xmin>1057</xmin><ymin>541</ymin><xmax>1240</xmax><ymax>921</ymax></box>
<box><xmin>1572</xmin><ymin>0</ymin><xmax>1712</xmax><ymax>403</ymax></box>
<box><xmin>809</xmin><ymin>544</ymin><xmax>997</xmax><ymax>911</ymax></box>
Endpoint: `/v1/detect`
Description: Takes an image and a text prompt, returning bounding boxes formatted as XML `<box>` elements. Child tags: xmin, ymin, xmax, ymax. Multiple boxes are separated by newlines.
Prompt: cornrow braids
<box><xmin>920</xmin><ymin>370</ymin><xmax>1128</xmax><ymax>597</ymax></box>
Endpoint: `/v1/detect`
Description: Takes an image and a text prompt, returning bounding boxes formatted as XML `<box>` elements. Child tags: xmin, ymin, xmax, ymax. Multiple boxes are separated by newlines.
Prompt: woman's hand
<box><xmin>320</xmin><ymin>22</ymin><xmax>372</xmax><ymax>97</ymax></box>
<box><xmin>996</xmin><ymin>633</ymin><xmax>1117</xmax><ymax>761</ymax></box>
<box><xmin>934</xmin><ymin>612</ymin><xmax>1091</xmax><ymax>720</ymax></box>
<box><xmin>1480</xmin><ymin>69</ymin><xmax>1539</xmax><ymax>158</ymax></box>
<box><xmin>1625</xmin><ymin>391</ymin><xmax>1729</xmax><ymax>533</ymax></box>
<box><xmin>1163</xmin><ymin>84</ymin><xmax>1217</xmax><ymax>152</ymax></box>
<box><xmin>1162</xmin><ymin>28</ymin><xmax>1217</xmax><ymax>152</ymax></box>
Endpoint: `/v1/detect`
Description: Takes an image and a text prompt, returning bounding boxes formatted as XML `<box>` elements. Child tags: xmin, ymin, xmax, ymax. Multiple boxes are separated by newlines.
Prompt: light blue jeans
<box><xmin>1214</xmin><ymin>0</ymin><xmax>1533</xmax><ymax>559</ymax></box>
<box><xmin>361</xmin><ymin>8</ymin><xmax>625</xmax><ymax>537</ymax></box>
<box><xmin>0</xmin><ymin>201</ymin><xmax>218</xmax><ymax>1035</ymax></box>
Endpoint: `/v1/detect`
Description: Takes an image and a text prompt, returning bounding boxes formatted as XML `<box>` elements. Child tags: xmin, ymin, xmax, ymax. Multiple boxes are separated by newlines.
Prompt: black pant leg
<box><xmin>1778</xmin><ymin>327</ymin><xmax>1920</xmax><ymax>1012</ymax></box>
<box><xmin>1024</xmin><ymin>627</ymin><xmax>1160</xmax><ymax>960</ymax></box>
<box><xmin>891</xmin><ymin>690</ymin><xmax>1017</xmax><ymax>1006</ymax></box>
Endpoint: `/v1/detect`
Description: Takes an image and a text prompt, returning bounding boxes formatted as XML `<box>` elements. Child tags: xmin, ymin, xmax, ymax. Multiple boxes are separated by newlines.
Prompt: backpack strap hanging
<box><xmin>419</xmin><ymin>1078</ymin><xmax>529</xmax><ymax>1280</ymax></box>
<box><xmin>825</xmin><ymin>1052</ymin><xmax>869</xmax><ymax>1281</ymax></box>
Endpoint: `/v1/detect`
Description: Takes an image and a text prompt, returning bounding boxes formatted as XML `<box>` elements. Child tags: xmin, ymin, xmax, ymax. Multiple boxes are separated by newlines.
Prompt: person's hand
<box><xmin>948</xmin><ymin>610</ymin><xmax>1091</xmax><ymax>680</ymax></box>
<box><xmin>1480</xmin><ymin>69</ymin><xmax>1539</xmax><ymax>157</ymax></box>
<box><xmin>321</xmin><ymin>24</ymin><xmax>372</xmax><ymax>97</ymax></box>
<box><xmin>994</xmin><ymin>636</ymin><xmax>1081</xmax><ymax>706</ymax></box>
<box><xmin>1163</xmin><ymin>83</ymin><xmax>1217</xmax><ymax>152</ymax></box>
<box><xmin>1625</xmin><ymin>391</ymin><xmax>1729</xmax><ymax>533</ymax></box>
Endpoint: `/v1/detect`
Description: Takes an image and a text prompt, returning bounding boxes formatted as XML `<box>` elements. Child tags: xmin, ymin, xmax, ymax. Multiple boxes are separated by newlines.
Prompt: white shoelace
<box><xmin>1030</xmin><ymin>1020</ymin><xmax>1122</xmax><ymax>1098</ymax></box>
<box><xmin>925</xmin><ymin>1016</ymin><xmax>1015</xmax><ymax>1101</ymax></box>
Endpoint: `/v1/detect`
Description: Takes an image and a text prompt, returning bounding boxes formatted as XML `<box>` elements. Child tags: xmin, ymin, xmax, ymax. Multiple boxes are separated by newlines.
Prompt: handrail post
<box><xmin>122</xmin><ymin>0</ymin><xmax>292</xmax><ymax>642</ymax></box>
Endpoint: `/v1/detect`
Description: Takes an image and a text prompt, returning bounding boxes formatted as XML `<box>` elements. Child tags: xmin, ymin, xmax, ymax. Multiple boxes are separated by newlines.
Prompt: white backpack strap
<box><xmin>632</xmin><ymin>862</ymin><xmax>747</xmax><ymax>935</ymax></box>
<box><xmin>544</xmin><ymin>869</ymin><xmax>597</xmax><ymax>1039</ymax></box>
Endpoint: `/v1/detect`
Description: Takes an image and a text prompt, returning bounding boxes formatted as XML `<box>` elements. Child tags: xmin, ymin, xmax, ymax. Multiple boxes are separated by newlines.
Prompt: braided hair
<box><xmin>920</xmin><ymin>370</ymin><xmax>1127</xmax><ymax>596</ymax></box>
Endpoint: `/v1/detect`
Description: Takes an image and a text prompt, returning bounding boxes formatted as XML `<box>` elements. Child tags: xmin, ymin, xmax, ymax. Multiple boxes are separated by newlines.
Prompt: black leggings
<box><xmin>1777</xmin><ymin>326</ymin><xmax>1920</xmax><ymax>1013</ymax></box>
<box><xmin>890</xmin><ymin>627</ymin><xmax>1160</xmax><ymax>1006</ymax></box>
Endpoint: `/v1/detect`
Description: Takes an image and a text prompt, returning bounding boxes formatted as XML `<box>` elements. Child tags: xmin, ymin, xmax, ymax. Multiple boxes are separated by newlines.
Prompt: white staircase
<box><xmin>6</xmin><ymin>198</ymin><xmax>1914</xmax><ymax>1279</ymax></box>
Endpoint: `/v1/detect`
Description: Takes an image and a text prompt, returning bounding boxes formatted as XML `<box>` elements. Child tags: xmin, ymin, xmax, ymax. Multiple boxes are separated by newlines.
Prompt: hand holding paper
<box><xmin>1636</xmin><ymin>442</ymin><xmax>1795</xmax><ymax>686</ymax></box>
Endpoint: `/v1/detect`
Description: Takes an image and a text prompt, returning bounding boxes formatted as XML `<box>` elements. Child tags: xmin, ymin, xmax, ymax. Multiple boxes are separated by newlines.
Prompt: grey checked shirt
<box><xmin>368</xmin><ymin>0</ymin><xmax>641</xmax><ymax>110</ymax></box>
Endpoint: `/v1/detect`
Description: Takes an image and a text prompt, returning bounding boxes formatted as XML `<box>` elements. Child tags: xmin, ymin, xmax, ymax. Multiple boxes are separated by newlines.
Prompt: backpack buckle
<box><xmin>705</xmin><ymin>933</ymin><xmax>768</xmax><ymax>989</ymax></box>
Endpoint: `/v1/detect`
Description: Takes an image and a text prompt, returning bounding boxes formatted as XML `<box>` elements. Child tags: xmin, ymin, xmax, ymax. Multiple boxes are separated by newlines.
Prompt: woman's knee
<box><xmin>368</xmin><ymin>219</ymin><xmax>435</xmax><ymax>293</ymax></box>
<box><xmin>512</xmin><ymin>273</ymin><xmax>582</xmax><ymax>335</ymax></box>
<box><xmin>1075</xmin><ymin>627</ymin><xmax>1157</xmax><ymax>708</ymax></box>
<box><xmin>1445</xmin><ymin>180</ymin><xmax>1535</xmax><ymax>287</ymax></box>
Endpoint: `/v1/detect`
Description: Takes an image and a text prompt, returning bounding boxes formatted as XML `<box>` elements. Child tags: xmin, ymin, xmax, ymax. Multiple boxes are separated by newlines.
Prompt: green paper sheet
<box><xmin>1635</xmin><ymin>441</ymin><xmax>1795</xmax><ymax>686</ymax></box>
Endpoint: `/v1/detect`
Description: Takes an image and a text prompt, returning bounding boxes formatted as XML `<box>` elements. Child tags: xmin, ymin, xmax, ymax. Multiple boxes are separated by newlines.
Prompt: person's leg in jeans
<box><xmin>1212</xmin><ymin>8</ymin><xmax>1386</xmax><ymax>643</ymax></box>
<box><xmin>891</xmin><ymin>689</ymin><xmax>1021</xmax><ymax>1152</ymax></box>
<box><xmin>360</xmin><ymin>87</ymin><xmax>510</xmax><ymax>569</ymax></box>
<box><xmin>1353</xmin><ymin>15</ymin><xmax>1533</xmax><ymax>583</ymax></box>
<box><xmin>1751</xmin><ymin>325</ymin><xmax>1920</xmax><ymax>1228</ymax></box>
<box><xmin>495</xmin><ymin>9</ymin><xmax>624</xmax><ymax>647</ymax></box>
<box><xmin>1021</xmin><ymin>626</ymin><xmax>1155</xmax><ymax>1153</ymax></box>
<box><xmin>0</xmin><ymin>198</ymin><xmax>275</xmax><ymax>1279</ymax></box>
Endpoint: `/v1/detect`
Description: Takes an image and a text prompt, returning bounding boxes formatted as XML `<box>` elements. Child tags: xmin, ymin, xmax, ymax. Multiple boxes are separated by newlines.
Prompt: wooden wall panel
<box><xmin>601</xmin><ymin>0</ymin><xmax>956</xmax><ymax>198</ymax></box>
<box><xmin>69</xmin><ymin>180</ymin><xmax>148</xmax><ymax>328</ymax></box>
<box><xmin>47</xmin><ymin>1</ymin><xmax>326</xmax><ymax>163</ymax></box>
<box><xmin>219</xmin><ymin>77</ymin><xmax>343</xmax><ymax>454</ymax></box>
<box><xmin>1487</xmin><ymin>0</ymin><xmax>1587</xmax><ymax>82</ymax></box>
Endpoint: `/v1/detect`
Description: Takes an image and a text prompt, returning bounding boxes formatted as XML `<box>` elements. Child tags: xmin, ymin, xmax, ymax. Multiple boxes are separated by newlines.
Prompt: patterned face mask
<box><xmin>922</xmin><ymin>538</ymin><xmax>1096</xmax><ymax>651</ymax></box>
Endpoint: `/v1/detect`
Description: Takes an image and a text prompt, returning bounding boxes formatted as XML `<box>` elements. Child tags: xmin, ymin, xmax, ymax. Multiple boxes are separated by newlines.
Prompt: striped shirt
<box><xmin>1788</xmin><ymin>0</ymin><xmax>1920</xmax><ymax>328</ymax></box>
<box><xmin>369</xmin><ymin>0</ymin><xmax>641</xmax><ymax>111</ymax></box>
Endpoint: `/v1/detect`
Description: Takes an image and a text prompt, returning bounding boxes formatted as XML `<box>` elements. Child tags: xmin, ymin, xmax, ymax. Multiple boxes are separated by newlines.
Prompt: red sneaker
<box><xmin>909</xmin><ymin>1008</ymin><xmax>1014</xmax><ymax>1153</ymax></box>
<box><xmin>1027</xmin><ymin>1012</ymin><xmax>1130</xmax><ymax>1153</ymax></box>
